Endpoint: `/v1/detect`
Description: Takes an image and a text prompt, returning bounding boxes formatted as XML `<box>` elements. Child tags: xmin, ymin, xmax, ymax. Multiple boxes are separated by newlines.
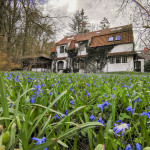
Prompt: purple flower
<box><xmin>65</xmin><ymin>110</ymin><xmax>68</xmax><ymax>116</ymax></box>
<box><xmin>32</xmin><ymin>137</ymin><xmax>47</xmax><ymax>150</ymax></box>
<box><xmin>50</xmin><ymin>91</ymin><xmax>53</xmax><ymax>95</ymax></box>
<box><xmin>97</xmin><ymin>104</ymin><xmax>104</xmax><ymax>112</ymax></box>
<box><xmin>89</xmin><ymin>114</ymin><xmax>96</xmax><ymax>121</ymax></box>
<box><xmin>87</xmin><ymin>93</ymin><xmax>90</xmax><ymax>97</ymax></box>
<box><xmin>140</xmin><ymin>106</ymin><xmax>150</xmax><ymax>118</ymax></box>
<box><xmin>70</xmin><ymin>100</ymin><xmax>75</xmax><ymax>105</ymax></box>
<box><xmin>29</xmin><ymin>98</ymin><xmax>35</xmax><ymax>103</ymax></box>
<box><xmin>69</xmin><ymin>87</ymin><xmax>73</xmax><ymax>91</ymax></box>
<box><xmin>111</xmin><ymin>94</ymin><xmax>115</xmax><ymax>98</ymax></box>
<box><xmin>125</xmin><ymin>144</ymin><xmax>132</xmax><ymax>150</ymax></box>
<box><xmin>135</xmin><ymin>143</ymin><xmax>142</xmax><ymax>150</ymax></box>
<box><xmin>103</xmin><ymin>93</ymin><xmax>107</xmax><ymax>97</ymax></box>
<box><xmin>103</xmin><ymin>100</ymin><xmax>110</xmax><ymax>107</ymax></box>
<box><xmin>113</xmin><ymin>123</ymin><xmax>129</xmax><ymax>136</ymax></box>
<box><xmin>126</xmin><ymin>94</ymin><xmax>130</xmax><ymax>97</ymax></box>
<box><xmin>133</xmin><ymin>98</ymin><xmax>141</xmax><ymax>103</ymax></box>
<box><xmin>53</xmin><ymin>114</ymin><xmax>60</xmax><ymax>121</ymax></box>
<box><xmin>97</xmin><ymin>117</ymin><xmax>105</xmax><ymax>124</ymax></box>
<box><xmin>126</xmin><ymin>106</ymin><xmax>135</xmax><ymax>114</ymax></box>
<box><xmin>115</xmin><ymin>118</ymin><xmax>123</xmax><ymax>125</ymax></box>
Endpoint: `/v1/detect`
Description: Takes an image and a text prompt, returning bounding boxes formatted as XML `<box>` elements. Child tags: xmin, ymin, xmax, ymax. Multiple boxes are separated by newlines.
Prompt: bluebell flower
<box><xmin>103</xmin><ymin>100</ymin><xmax>110</xmax><ymax>107</ymax></box>
<box><xmin>126</xmin><ymin>106</ymin><xmax>135</xmax><ymax>114</ymax></box>
<box><xmin>135</xmin><ymin>143</ymin><xmax>142</xmax><ymax>150</ymax></box>
<box><xmin>125</xmin><ymin>144</ymin><xmax>132</xmax><ymax>150</ymax></box>
<box><xmin>126</xmin><ymin>94</ymin><xmax>130</xmax><ymax>97</ymax></box>
<box><xmin>84</xmin><ymin>89</ymin><xmax>87</xmax><ymax>93</ymax></box>
<box><xmin>32</xmin><ymin>137</ymin><xmax>47</xmax><ymax>150</ymax></box>
<box><xmin>111</xmin><ymin>94</ymin><xmax>115</xmax><ymax>98</ymax></box>
<box><xmin>97</xmin><ymin>104</ymin><xmax>104</xmax><ymax>111</ymax></box>
<box><xmin>65</xmin><ymin>110</ymin><xmax>68</xmax><ymax>116</ymax></box>
<box><xmin>50</xmin><ymin>91</ymin><xmax>53</xmax><ymax>95</ymax></box>
<box><xmin>87</xmin><ymin>93</ymin><xmax>90</xmax><ymax>97</ymax></box>
<box><xmin>29</xmin><ymin>98</ymin><xmax>35</xmax><ymax>103</ymax></box>
<box><xmin>6</xmin><ymin>94</ymin><xmax>9</xmax><ymax>97</ymax></box>
<box><xmin>69</xmin><ymin>87</ymin><xmax>73</xmax><ymax>91</ymax></box>
<box><xmin>89</xmin><ymin>114</ymin><xmax>96</xmax><ymax>121</ymax></box>
<box><xmin>58</xmin><ymin>92</ymin><xmax>60</xmax><ymax>95</ymax></box>
<box><xmin>103</xmin><ymin>93</ymin><xmax>107</xmax><ymax>97</ymax></box>
<box><xmin>128</xmin><ymin>86</ymin><xmax>131</xmax><ymax>89</ymax></box>
<box><xmin>115</xmin><ymin>118</ymin><xmax>123</xmax><ymax>125</ymax></box>
<box><xmin>122</xmin><ymin>84</ymin><xmax>126</xmax><ymax>88</ymax></box>
<box><xmin>97</xmin><ymin>117</ymin><xmax>105</xmax><ymax>124</ymax></box>
<box><xmin>53</xmin><ymin>114</ymin><xmax>60</xmax><ymax>121</ymax></box>
<box><xmin>140</xmin><ymin>106</ymin><xmax>150</xmax><ymax>118</ymax></box>
<box><xmin>133</xmin><ymin>98</ymin><xmax>141</xmax><ymax>103</ymax></box>
<box><xmin>113</xmin><ymin>123</ymin><xmax>129</xmax><ymax>136</ymax></box>
<box><xmin>113</xmin><ymin>88</ymin><xmax>116</xmax><ymax>90</ymax></box>
<box><xmin>70</xmin><ymin>100</ymin><xmax>75</xmax><ymax>105</ymax></box>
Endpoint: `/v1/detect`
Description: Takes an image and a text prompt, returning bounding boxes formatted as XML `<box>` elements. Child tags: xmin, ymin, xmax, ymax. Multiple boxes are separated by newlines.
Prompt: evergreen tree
<box><xmin>69</xmin><ymin>9</ymin><xmax>89</xmax><ymax>35</ymax></box>
<box><xmin>99</xmin><ymin>17</ymin><xmax>110</xmax><ymax>30</ymax></box>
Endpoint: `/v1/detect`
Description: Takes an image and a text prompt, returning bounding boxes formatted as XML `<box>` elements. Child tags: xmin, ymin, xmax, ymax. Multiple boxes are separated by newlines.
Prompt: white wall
<box><xmin>77</xmin><ymin>46</ymin><xmax>87</xmax><ymax>56</ymax></box>
<box><xmin>107</xmin><ymin>56</ymin><xmax>134</xmax><ymax>72</ymax></box>
<box><xmin>110</xmin><ymin>43</ymin><xmax>133</xmax><ymax>53</ymax></box>
<box><xmin>56</xmin><ymin>45</ymin><xmax>68</xmax><ymax>58</ymax></box>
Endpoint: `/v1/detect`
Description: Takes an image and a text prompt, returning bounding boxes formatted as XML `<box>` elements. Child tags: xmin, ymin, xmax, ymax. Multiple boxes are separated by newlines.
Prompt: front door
<box><xmin>134</xmin><ymin>61</ymin><xmax>141</xmax><ymax>72</ymax></box>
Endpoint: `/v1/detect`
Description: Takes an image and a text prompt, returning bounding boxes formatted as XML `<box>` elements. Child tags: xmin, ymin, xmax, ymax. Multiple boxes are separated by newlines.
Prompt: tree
<box><xmin>99</xmin><ymin>17</ymin><xmax>110</xmax><ymax>30</ymax></box>
<box><xmin>69</xmin><ymin>9</ymin><xmax>89</xmax><ymax>34</ymax></box>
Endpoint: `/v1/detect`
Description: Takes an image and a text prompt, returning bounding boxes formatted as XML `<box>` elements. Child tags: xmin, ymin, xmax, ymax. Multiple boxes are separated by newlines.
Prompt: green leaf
<box><xmin>143</xmin><ymin>147</ymin><xmax>150</xmax><ymax>150</ymax></box>
<box><xmin>94</xmin><ymin>144</ymin><xmax>105</xmax><ymax>150</ymax></box>
<box><xmin>57</xmin><ymin>140</ymin><xmax>68</xmax><ymax>148</ymax></box>
<box><xmin>0</xmin><ymin>74</ymin><xmax>10</xmax><ymax>128</ymax></box>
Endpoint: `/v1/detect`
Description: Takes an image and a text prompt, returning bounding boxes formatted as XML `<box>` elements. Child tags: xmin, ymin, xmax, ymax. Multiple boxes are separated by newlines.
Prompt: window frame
<box><xmin>60</xmin><ymin>46</ymin><xmax>65</xmax><ymax>53</ymax></box>
<box><xmin>108</xmin><ymin>37</ymin><xmax>114</xmax><ymax>42</ymax></box>
<box><xmin>109</xmin><ymin>57</ymin><xmax>115</xmax><ymax>64</ymax></box>
<box><xmin>116</xmin><ymin>56</ymin><xmax>121</xmax><ymax>63</ymax></box>
<box><xmin>115</xmin><ymin>36</ymin><xmax>121</xmax><ymax>41</ymax></box>
<box><xmin>122</xmin><ymin>56</ymin><xmax>127</xmax><ymax>63</ymax></box>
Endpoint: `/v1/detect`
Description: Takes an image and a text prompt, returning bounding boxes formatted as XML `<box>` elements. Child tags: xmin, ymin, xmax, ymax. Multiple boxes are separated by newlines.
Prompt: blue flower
<box><xmin>111</xmin><ymin>94</ymin><xmax>115</xmax><ymax>98</ymax></box>
<box><xmin>103</xmin><ymin>93</ymin><xmax>107</xmax><ymax>97</ymax></box>
<box><xmin>103</xmin><ymin>100</ymin><xmax>110</xmax><ymax>107</ymax></box>
<box><xmin>133</xmin><ymin>98</ymin><xmax>141</xmax><ymax>103</ymax></box>
<box><xmin>89</xmin><ymin>114</ymin><xmax>96</xmax><ymax>121</ymax></box>
<box><xmin>50</xmin><ymin>91</ymin><xmax>53</xmax><ymax>95</ymax></box>
<box><xmin>69</xmin><ymin>87</ymin><xmax>73</xmax><ymax>91</ymax></box>
<box><xmin>126</xmin><ymin>94</ymin><xmax>130</xmax><ymax>97</ymax></box>
<box><xmin>32</xmin><ymin>137</ymin><xmax>47</xmax><ymax>150</ymax></box>
<box><xmin>135</xmin><ymin>143</ymin><xmax>142</xmax><ymax>150</ymax></box>
<box><xmin>113</xmin><ymin>123</ymin><xmax>129</xmax><ymax>136</ymax></box>
<box><xmin>125</xmin><ymin>144</ymin><xmax>132</xmax><ymax>150</ymax></box>
<box><xmin>65</xmin><ymin>110</ymin><xmax>68</xmax><ymax>116</ymax></box>
<box><xmin>113</xmin><ymin>88</ymin><xmax>116</xmax><ymax>90</ymax></box>
<box><xmin>70</xmin><ymin>100</ymin><xmax>75</xmax><ymax>105</ymax></box>
<box><xmin>84</xmin><ymin>89</ymin><xmax>87</xmax><ymax>93</ymax></box>
<box><xmin>29</xmin><ymin>98</ymin><xmax>35</xmax><ymax>103</ymax></box>
<box><xmin>97</xmin><ymin>117</ymin><xmax>105</xmax><ymax>124</ymax></box>
<box><xmin>97</xmin><ymin>104</ymin><xmax>104</xmax><ymax>111</ymax></box>
<box><xmin>126</xmin><ymin>106</ymin><xmax>135</xmax><ymax>114</ymax></box>
<box><xmin>87</xmin><ymin>93</ymin><xmax>90</xmax><ymax>97</ymax></box>
<box><xmin>140</xmin><ymin>107</ymin><xmax>150</xmax><ymax>118</ymax></box>
<box><xmin>115</xmin><ymin>118</ymin><xmax>123</xmax><ymax>125</ymax></box>
<box><xmin>53</xmin><ymin>114</ymin><xmax>60</xmax><ymax>121</ymax></box>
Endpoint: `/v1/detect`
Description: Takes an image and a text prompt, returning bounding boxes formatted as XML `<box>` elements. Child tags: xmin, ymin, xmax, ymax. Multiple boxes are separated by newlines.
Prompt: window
<box><xmin>109</xmin><ymin>57</ymin><xmax>115</xmax><ymax>64</ymax></box>
<box><xmin>79</xmin><ymin>43</ymin><xmax>85</xmax><ymax>51</ymax></box>
<box><xmin>116</xmin><ymin>56</ymin><xmax>121</xmax><ymax>63</ymax></box>
<box><xmin>116</xmin><ymin>36</ymin><xmax>121</xmax><ymax>41</ymax></box>
<box><xmin>60</xmin><ymin>46</ymin><xmax>65</xmax><ymax>53</ymax></box>
<box><xmin>122</xmin><ymin>56</ymin><xmax>127</xmax><ymax>63</ymax></box>
<box><xmin>108</xmin><ymin>37</ymin><xmax>114</xmax><ymax>42</ymax></box>
<box><xmin>97</xmin><ymin>61</ymin><xmax>101</xmax><ymax>69</ymax></box>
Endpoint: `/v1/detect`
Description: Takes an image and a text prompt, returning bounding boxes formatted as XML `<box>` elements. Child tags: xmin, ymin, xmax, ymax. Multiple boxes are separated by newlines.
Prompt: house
<box><xmin>21</xmin><ymin>54</ymin><xmax>52</xmax><ymax>72</ymax></box>
<box><xmin>50</xmin><ymin>24</ymin><xmax>144</xmax><ymax>73</ymax></box>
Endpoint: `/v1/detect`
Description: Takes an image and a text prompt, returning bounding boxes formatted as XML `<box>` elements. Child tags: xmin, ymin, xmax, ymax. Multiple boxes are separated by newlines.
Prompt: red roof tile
<box><xmin>50</xmin><ymin>24</ymin><xmax>133</xmax><ymax>52</ymax></box>
<box><xmin>54</xmin><ymin>57</ymin><xmax>66</xmax><ymax>60</ymax></box>
<box><xmin>68</xmin><ymin>40</ymin><xmax>75</xmax><ymax>50</ymax></box>
<box><xmin>51</xmin><ymin>44</ymin><xmax>56</xmax><ymax>52</ymax></box>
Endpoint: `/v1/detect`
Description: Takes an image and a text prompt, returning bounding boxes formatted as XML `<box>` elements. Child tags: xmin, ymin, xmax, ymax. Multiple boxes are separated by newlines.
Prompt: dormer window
<box><xmin>116</xmin><ymin>36</ymin><xmax>121</xmax><ymax>41</ymax></box>
<box><xmin>60</xmin><ymin>46</ymin><xmax>65</xmax><ymax>53</ymax></box>
<box><xmin>108</xmin><ymin>37</ymin><xmax>114</xmax><ymax>42</ymax></box>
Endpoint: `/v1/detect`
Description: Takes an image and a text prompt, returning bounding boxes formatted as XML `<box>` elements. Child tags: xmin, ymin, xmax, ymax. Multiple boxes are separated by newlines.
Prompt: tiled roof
<box><xmin>50</xmin><ymin>24</ymin><xmax>133</xmax><ymax>52</ymax></box>
<box><xmin>68</xmin><ymin>40</ymin><xmax>76</xmax><ymax>50</ymax></box>
<box><xmin>107</xmin><ymin>51</ymin><xmax>136</xmax><ymax>56</ymax></box>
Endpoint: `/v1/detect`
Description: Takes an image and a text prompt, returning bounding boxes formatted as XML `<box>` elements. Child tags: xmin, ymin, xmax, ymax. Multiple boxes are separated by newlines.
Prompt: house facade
<box><xmin>50</xmin><ymin>24</ymin><xmax>144</xmax><ymax>73</ymax></box>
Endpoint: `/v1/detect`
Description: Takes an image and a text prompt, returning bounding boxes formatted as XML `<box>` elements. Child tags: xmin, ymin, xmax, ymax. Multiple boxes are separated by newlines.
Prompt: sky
<box><xmin>40</xmin><ymin>0</ymin><xmax>150</xmax><ymax>50</ymax></box>
<box><xmin>41</xmin><ymin>0</ymin><xmax>132</xmax><ymax>40</ymax></box>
